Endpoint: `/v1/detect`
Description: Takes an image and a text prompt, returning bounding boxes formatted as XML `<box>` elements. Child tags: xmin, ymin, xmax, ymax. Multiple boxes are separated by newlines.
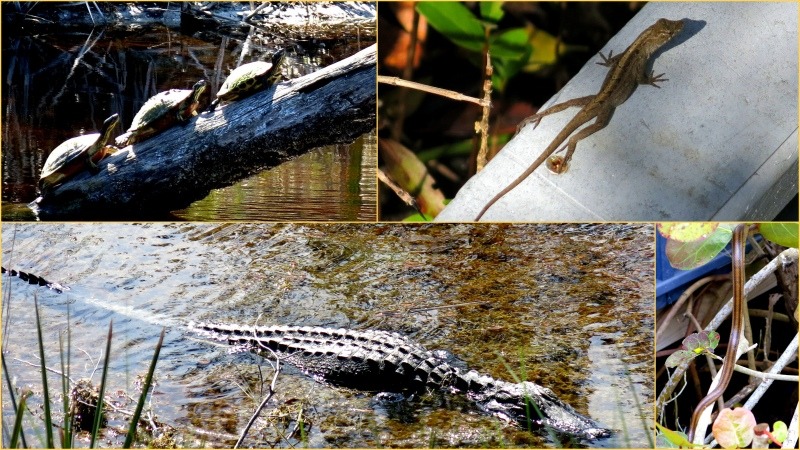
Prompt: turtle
<box><xmin>39</xmin><ymin>113</ymin><xmax>120</xmax><ymax>194</ymax></box>
<box><xmin>210</xmin><ymin>48</ymin><xmax>287</xmax><ymax>108</ymax></box>
<box><xmin>118</xmin><ymin>79</ymin><xmax>208</xmax><ymax>147</ymax></box>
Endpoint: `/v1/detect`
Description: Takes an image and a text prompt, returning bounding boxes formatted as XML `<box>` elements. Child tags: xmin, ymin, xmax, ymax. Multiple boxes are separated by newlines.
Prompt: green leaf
<box><xmin>417</xmin><ymin>2</ymin><xmax>485</xmax><ymax>52</ymax></box>
<box><xmin>684</xmin><ymin>331</ymin><xmax>720</xmax><ymax>354</ymax></box>
<box><xmin>666</xmin><ymin>331</ymin><xmax>720</xmax><ymax>368</ymax></box>
<box><xmin>772</xmin><ymin>421</ymin><xmax>788</xmax><ymax>443</ymax></box>
<box><xmin>665</xmin><ymin>349</ymin><xmax>698</xmax><ymax>368</ymax></box>
<box><xmin>479</xmin><ymin>2</ymin><xmax>504</xmax><ymax>23</ymax></box>
<box><xmin>658</xmin><ymin>223</ymin><xmax>720</xmax><ymax>242</ymax></box>
<box><xmin>712</xmin><ymin>407</ymin><xmax>756</xmax><ymax>449</ymax></box>
<box><xmin>758</xmin><ymin>223</ymin><xmax>799</xmax><ymax>248</ymax></box>
<box><xmin>403</xmin><ymin>212</ymin><xmax>434</xmax><ymax>222</ymax></box>
<box><xmin>487</xmin><ymin>28</ymin><xmax>531</xmax><ymax>91</ymax></box>
<box><xmin>489</xmin><ymin>27</ymin><xmax>531</xmax><ymax>59</ymax></box>
<box><xmin>665</xmin><ymin>224</ymin><xmax>735</xmax><ymax>270</ymax></box>
<box><xmin>521</xmin><ymin>26</ymin><xmax>585</xmax><ymax>73</ymax></box>
<box><xmin>654</xmin><ymin>423</ymin><xmax>700</xmax><ymax>448</ymax></box>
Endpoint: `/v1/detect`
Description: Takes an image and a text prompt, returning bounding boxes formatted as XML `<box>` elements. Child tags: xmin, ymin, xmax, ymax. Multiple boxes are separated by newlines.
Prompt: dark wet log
<box><xmin>31</xmin><ymin>44</ymin><xmax>376</xmax><ymax>220</ymax></box>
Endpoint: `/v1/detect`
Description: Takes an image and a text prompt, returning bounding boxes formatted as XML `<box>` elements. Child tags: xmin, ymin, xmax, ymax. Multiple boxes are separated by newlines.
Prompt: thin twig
<box><xmin>656</xmin><ymin>274</ymin><xmax>728</xmax><ymax>342</ymax></box>
<box><xmin>407</xmin><ymin>301</ymin><xmax>489</xmax><ymax>314</ymax></box>
<box><xmin>376</xmin><ymin>168</ymin><xmax>423</xmax><ymax>218</ymax></box>
<box><xmin>742</xmin><ymin>333</ymin><xmax>799</xmax><ymax>410</ymax></box>
<box><xmin>377</xmin><ymin>75</ymin><xmax>487</xmax><ymax>106</ymax></box>
<box><xmin>703</xmin><ymin>350</ymin><xmax>798</xmax><ymax>381</ymax></box>
<box><xmin>234</xmin><ymin>348</ymin><xmax>281</xmax><ymax>448</ymax></box>
<box><xmin>475</xmin><ymin>47</ymin><xmax>493</xmax><ymax>171</ymax></box>
<box><xmin>11</xmin><ymin>358</ymin><xmax>77</xmax><ymax>385</ymax></box>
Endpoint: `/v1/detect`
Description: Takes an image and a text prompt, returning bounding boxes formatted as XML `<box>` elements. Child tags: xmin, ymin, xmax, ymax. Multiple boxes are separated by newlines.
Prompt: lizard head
<box><xmin>653</xmin><ymin>18</ymin><xmax>685</xmax><ymax>40</ymax></box>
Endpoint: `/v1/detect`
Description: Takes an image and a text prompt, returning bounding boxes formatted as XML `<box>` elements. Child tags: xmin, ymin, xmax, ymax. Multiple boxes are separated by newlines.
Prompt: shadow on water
<box><xmin>1</xmin><ymin>2</ymin><xmax>376</xmax><ymax>221</ymax></box>
<box><xmin>2</xmin><ymin>223</ymin><xmax>653</xmax><ymax>448</ymax></box>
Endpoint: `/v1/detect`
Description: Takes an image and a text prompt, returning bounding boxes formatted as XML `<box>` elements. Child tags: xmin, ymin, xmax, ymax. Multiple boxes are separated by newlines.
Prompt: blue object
<box><xmin>655</xmin><ymin>232</ymin><xmax>734</xmax><ymax>310</ymax></box>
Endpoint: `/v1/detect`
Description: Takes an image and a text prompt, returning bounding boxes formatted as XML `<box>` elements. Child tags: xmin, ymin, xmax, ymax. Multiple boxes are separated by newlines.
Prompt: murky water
<box><xmin>1</xmin><ymin>2</ymin><xmax>376</xmax><ymax>221</ymax></box>
<box><xmin>2</xmin><ymin>223</ymin><xmax>654</xmax><ymax>448</ymax></box>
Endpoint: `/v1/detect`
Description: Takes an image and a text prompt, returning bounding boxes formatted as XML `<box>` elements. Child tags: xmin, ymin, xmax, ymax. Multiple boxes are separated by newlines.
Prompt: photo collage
<box><xmin>1</xmin><ymin>2</ymin><xmax>798</xmax><ymax>449</ymax></box>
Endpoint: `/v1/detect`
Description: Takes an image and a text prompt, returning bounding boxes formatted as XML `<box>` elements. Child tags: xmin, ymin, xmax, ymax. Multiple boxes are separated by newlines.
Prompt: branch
<box><xmin>32</xmin><ymin>45</ymin><xmax>377</xmax><ymax>219</ymax></box>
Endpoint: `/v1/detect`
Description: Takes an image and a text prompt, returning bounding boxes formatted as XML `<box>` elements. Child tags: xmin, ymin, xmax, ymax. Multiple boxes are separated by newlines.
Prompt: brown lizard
<box><xmin>474</xmin><ymin>18</ymin><xmax>685</xmax><ymax>221</ymax></box>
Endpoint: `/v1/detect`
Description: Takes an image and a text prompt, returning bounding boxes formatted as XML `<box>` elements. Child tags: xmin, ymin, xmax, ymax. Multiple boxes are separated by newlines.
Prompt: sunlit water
<box><xmin>2</xmin><ymin>223</ymin><xmax>653</xmax><ymax>448</ymax></box>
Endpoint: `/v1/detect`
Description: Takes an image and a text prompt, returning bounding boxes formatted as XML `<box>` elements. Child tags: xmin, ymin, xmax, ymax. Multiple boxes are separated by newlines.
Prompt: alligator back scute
<box><xmin>2</xmin><ymin>267</ymin><xmax>68</xmax><ymax>293</ymax></box>
<box><xmin>190</xmin><ymin>323</ymin><xmax>611</xmax><ymax>440</ymax></box>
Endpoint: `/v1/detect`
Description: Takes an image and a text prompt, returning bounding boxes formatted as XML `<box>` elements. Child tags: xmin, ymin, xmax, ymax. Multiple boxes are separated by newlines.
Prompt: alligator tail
<box><xmin>2</xmin><ymin>267</ymin><xmax>69</xmax><ymax>293</ymax></box>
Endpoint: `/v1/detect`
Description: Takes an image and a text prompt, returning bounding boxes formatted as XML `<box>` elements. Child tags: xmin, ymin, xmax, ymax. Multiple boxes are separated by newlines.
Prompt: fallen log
<box><xmin>31</xmin><ymin>44</ymin><xmax>376</xmax><ymax>220</ymax></box>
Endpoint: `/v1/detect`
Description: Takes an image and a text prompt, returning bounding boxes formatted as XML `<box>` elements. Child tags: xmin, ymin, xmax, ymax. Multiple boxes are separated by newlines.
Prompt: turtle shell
<box><xmin>124</xmin><ymin>80</ymin><xmax>207</xmax><ymax>145</ymax></box>
<box><xmin>216</xmin><ymin>49</ymin><xmax>286</xmax><ymax>103</ymax></box>
<box><xmin>39</xmin><ymin>114</ymin><xmax>120</xmax><ymax>192</ymax></box>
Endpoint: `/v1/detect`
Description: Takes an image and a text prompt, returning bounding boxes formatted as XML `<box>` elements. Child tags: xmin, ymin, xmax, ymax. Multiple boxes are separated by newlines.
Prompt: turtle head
<box><xmin>100</xmin><ymin>114</ymin><xmax>121</xmax><ymax>140</ymax></box>
<box><xmin>191</xmin><ymin>79</ymin><xmax>208</xmax><ymax>101</ymax></box>
<box><xmin>271</xmin><ymin>48</ymin><xmax>287</xmax><ymax>66</ymax></box>
<box><xmin>181</xmin><ymin>80</ymin><xmax>209</xmax><ymax>118</ymax></box>
<box><xmin>103</xmin><ymin>113</ymin><xmax>120</xmax><ymax>130</ymax></box>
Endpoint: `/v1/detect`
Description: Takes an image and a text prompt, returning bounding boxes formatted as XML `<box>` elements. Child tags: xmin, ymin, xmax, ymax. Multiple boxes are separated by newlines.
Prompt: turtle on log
<box><xmin>116</xmin><ymin>79</ymin><xmax>208</xmax><ymax>147</ymax></box>
<box><xmin>39</xmin><ymin>113</ymin><xmax>120</xmax><ymax>194</ymax></box>
<box><xmin>210</xmin><ymin>48</ymin><xmax>287</xmax><ymax>109</ymax></box>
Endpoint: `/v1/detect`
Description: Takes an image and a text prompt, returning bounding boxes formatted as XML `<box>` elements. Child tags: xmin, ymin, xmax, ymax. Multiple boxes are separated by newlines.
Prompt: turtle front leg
<box><xmin>86</xmin><ymin>145</ymin><xmax>117</xmax><ymax>174</ymax></box>
<box><xmin>85</xmin><ymin>156</ymin><xmax>101</xmax><ymax>175</ymax></box>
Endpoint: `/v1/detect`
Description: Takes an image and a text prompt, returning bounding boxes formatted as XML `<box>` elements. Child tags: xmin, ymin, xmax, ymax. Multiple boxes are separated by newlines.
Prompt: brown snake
<box><xmin>687</xmin><ymin>223</ymin><xmax>747</xmax><ymax>443</ymax></box>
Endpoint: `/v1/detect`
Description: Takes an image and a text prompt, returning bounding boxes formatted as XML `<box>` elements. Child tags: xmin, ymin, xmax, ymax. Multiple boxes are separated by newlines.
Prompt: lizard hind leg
<box><xmin>515</xmin><ymin>95</ymin><xmax>595</xmax><ymax>135</ymax></box>
<box><xmin>548</xmin><ymin>111</ymin><xmax>613</xmax><ymax>174</ymax></box>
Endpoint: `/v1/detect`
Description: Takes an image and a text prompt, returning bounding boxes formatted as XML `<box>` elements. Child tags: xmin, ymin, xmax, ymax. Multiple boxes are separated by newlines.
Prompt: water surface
<box><xmin>2</xmin><ymin>223</ymin><xmax>653</xmax><ymax>447</ymax></box>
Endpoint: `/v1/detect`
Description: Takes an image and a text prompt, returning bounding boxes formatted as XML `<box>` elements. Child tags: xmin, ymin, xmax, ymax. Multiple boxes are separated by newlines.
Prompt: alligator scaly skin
<box><xmin>2</xmin><ymin>267</ymin><xmax>68</xmax><ymax>293</ymax></box>
<box><xmin>191</xmin><ymin>323</ymin><xmax>611</xmax><ymax>440</ymax></box>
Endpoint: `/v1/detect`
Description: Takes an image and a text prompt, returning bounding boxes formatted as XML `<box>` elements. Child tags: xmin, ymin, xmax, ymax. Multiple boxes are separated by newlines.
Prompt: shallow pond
<box><xmin>1</xmin><ymin>2</ymin><xmax>376</xmax><ymax>221</ymax></box>
<box><xmin>2</xmin><ymin>223</ymin><xmax>654</xmax><ymax>448</ymax></box>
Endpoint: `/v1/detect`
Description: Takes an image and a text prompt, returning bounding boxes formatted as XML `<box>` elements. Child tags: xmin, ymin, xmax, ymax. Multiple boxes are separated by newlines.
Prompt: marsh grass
<box><xmin>3</xmin><ymin>295</ymin><xmax>165</xmax><ymax>448</ymax></box>
<box><xmin>58</xmin><ymin>319</ymin><xmax>72</xmax><ymax>448</ymax></box>
<box><xmin>498</xmin><ymin>353</ymin><xmax>559</xmax><ymax>443</ymax></box>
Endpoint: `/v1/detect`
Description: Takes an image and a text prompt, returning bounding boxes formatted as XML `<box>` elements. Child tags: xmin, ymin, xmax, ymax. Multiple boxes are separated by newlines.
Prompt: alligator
<box><xmin>191</xmin><ymin>323</ymin><xmax>611</xmax><ymax>440</ymax></box>
<box><xmin>2</xmin><ymin>266</ymin><xmax>69</xmax><ymax>293</ymax></box>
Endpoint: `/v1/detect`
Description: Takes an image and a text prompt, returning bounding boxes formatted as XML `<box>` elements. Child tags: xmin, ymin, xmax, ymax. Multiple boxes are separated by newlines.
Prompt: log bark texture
<box><xmin>32</xmin><ymin>44</ymin><xmax>376</xmax><ymax>219</ymax></box>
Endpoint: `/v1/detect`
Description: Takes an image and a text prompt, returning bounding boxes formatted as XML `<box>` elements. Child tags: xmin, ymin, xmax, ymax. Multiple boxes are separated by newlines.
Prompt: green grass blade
<box><xmin>10</xmin><ymin>390</ymin><xmax>31</xmax><ymax>448</ymax></box>
<box><xmin>90</xmin><ymin>321</ymin><xmax>113</xmax><ymax>448</ymax></box>
<box><xmin>34</xmin><ymin>296</ymin><xmax>54</xmax><ymax>448</ymax></box>
<box><xmin>123</xmin><ymin>327</ymin><xmax>165</xmax><ymax>448</ymax></box>
<box><xmin>3</xmin><ymin>353</ymin><xmax>28</xmax><ymax>448</ymax></box>
<box><xmin>59</xmin><ymin>324</ymin><xmax>72</xmax><ymax>448</ymax></box>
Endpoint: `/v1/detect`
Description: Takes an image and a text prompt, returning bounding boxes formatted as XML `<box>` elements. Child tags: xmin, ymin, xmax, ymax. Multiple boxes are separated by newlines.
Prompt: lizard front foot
<box><xmin>515</xmin><ymin>114</ymin><xmax>544</xmax><ymax>134</ymax></box>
